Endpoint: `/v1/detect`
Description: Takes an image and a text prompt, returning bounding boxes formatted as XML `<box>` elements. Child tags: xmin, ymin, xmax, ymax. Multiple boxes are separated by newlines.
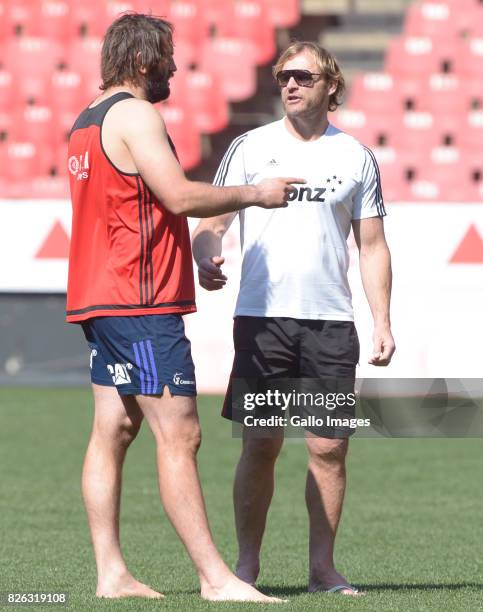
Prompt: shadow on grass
<box><xmin>168</xmin><ymin>582</ymin><xmax>483</xmax><ymax>598</ymax></box>
<box><xmin>251</xmin><ymin>582</ymin><xmax>483</xmax><ymax>597</ymax></box>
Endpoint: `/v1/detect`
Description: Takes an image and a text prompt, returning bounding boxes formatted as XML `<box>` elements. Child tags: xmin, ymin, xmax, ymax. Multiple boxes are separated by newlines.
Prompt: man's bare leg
<box><xmin>305</xmin><ymin>436</ymin><xmax>360</xmax><ymax>596</ymax></box>
<box><xmin>233</xmin><ymin>430</ymin><xmax>284</xmax><ymax>585</ymax></box>
<box><xmin>82</xmin><ymin>384</ymin><xmax>163</xmax><ymax>598</ymax></box>
<box><xmin>137</xmin><ymin>389</ymin><xmax>282</xmax><ymax>603</ymax></box>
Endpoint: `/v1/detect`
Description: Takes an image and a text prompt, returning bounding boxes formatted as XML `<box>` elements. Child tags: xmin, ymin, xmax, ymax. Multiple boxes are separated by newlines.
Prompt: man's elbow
<box><xmin>161</xmin><ymin>194</ymin><xmax>189</xmax><ymax>216</ymax></box>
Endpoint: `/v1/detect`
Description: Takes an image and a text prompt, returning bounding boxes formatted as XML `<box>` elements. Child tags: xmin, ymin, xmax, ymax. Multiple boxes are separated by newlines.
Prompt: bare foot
<box><xmin>202</xmin><ymin>575</ymin><xmax>285</xmax><ymax>603</ymax></box>
<box><xmin>308</xmin><ymin>569</ymin><xmax>364</xmax><ymax>597</ymax></box>
<box><xmin>96</xmin><ymin>572</ymin><xmax>164</xmax><ymax>599</ymax></box>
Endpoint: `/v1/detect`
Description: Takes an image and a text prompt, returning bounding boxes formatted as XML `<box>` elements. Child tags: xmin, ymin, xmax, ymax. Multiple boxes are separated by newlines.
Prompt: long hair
<box><xmin>100</xmin><ymin>13</ymin><xmax>173</xmax><ymax>91</ymax></box>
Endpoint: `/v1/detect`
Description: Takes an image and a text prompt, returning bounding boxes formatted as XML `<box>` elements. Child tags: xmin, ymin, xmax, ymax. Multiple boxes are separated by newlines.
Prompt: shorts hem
<box><xmin>91</xmin><ymin>378</ymin><xmax>113</xmax><ymax>387</ymax></box>
<box><xmin>115</xmin><ymin>384</ymin><xmax>197</xmax><ymax>397</ymax></box>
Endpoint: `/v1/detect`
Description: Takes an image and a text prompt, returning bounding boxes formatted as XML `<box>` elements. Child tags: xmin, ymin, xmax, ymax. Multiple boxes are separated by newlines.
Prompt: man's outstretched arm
<box><xmin>120</xmin><ymin>99</ymin><xmax>303</xmax><ymax>217</ymax></box>
<box><xmin>352</xmin><ymin>217</ymin><xmax>395</xmax><ymax>366</ymax></box>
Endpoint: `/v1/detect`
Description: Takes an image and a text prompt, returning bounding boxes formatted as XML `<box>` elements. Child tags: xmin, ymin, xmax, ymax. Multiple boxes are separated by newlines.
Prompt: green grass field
<box><xmin>1</xmin><ymin>388</ymin><xmax>482</xmax><ymax>611</ymax></box>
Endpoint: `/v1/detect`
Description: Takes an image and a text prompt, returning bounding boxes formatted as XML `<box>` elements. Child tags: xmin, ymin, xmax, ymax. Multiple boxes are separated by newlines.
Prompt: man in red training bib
<box><xmin>66</xmin><ymin>13</ymin><xmax>303</xmax><ymax>603</ymax></box>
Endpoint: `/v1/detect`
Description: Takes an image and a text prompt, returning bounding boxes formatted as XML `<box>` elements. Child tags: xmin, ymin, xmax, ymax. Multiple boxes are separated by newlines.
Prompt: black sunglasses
<box><xmin>275</xmin><ymin>69</ymin><xmax>322</xmax><ymax>87</ymax></box>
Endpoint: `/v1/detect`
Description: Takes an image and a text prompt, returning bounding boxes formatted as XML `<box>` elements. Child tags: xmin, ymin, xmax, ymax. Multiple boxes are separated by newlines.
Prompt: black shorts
<box><xmin>222</xmin><ymin>316</ymin><xmax>360</xmax><ymax>438</ymax></box>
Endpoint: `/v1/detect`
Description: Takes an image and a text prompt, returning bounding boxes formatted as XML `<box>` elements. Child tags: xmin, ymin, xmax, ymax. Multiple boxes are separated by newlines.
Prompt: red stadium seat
<box><xmin>69</xmin><ymin>0</ymin><xmax>105</xmax><ymax>37</ymax></box>
<box><xmin>50</xmin><ymin>70</ymin><xmax>85</xmax><ymax>113</ymax></box>
<box><xmin>4</xmin><ymin>141</ymin><xmax>54</xmax><ymax>181</ymax></box>
<box><xmin>385</xmin><ymin>36</ymin><xmax>440</xmax><ymax>78</ymax></box>
<box><xmin>80</xmin><ymin>74</ymin><xmax>103</xmax><ymax>109</ymax></box>
<box><xmin>396</xmin><ymin>111</ymin><xmax>446</xmax><ymax>149</ymax></box>
<box><xmin>466</xmin><ymin>78</ymin><xmax>483</xmax><ymax>109</ymax></box>
<box><xmin>264</xmin><ymin>0</ymin><xmax>300</xmax><ymax>28</ymax></box>
<box><xmin>2</xmin><ymin>0</ymin><xmax>35</xmax><ymax>36</ymax></box>
<box><xmin>335</xmin><ymin>108</ymin><xmax>405</xmax><ymax>148</ymax></box>
<box><xmin>218</xmin><ymin>0</ymin><xmax>276</xmax><ymax>65</ymax></box>
<box><xmin>0</xmin><ymin>110</ymin><xmax>12</xmax><ymax>142</ymax></box>
<box><xmin>169</xmin><ymin>1</ymin><xmax>209</xmax><ymax>63</ymax></box>
<box><xmin>330</xmin><ymin>109</ymin><xmax>374</xmax><ymax>145</ymax></box>
<box><xmin>55</xmin><ymin>109</ymin><xmax>78</xmax><ymax>146</ymax></box>
<box><xmin>406</xmin><ymin>0</ymin><xmax>483</xmax><ymax>38</ymax></box>
<box><xmin>349</xmin><ymin>73</ymin><xmax>410</xmax><ymax>114</ymax></box>
<box><xmin>456</xmin><ymin>37</ymin><xmax>483</xmax><ymax>80</ymax></box>
<box><xmin>137</xmin><ymin>0</ymin><xmax>171</xmax><ymax>13</ymax></box>
<box><xmin>404</xmin><ymin>1</ymin><xmax>453</xmax><ymax>39</ymax></box>
<box><xmin>411</xmin><ymin>161</ymin><xmax>481</xmax><ymax>202</ymax></box>
<box><xmin>0</xmin><ymin>69</ymin><xmax>13</xmax><ymax>111</ymax></box>
<box><xmin>11</xmin><ymin>72</ymin><xmax>49</xmax><ymax>106</ymax></box>
<box><xmin>185</xmin><ymin>69</ymin><xmax>229</xmax><ymax>133</ymax></box>
<box><xmin>54</xmin><ymin>142</ymin><xmax>69</xmax><ymax>177</ymax></box>
<box><xmin>19</xmin><ymin>0</ymin><xmax>71</xmax><ymax>41</ymax></box>
<box><xmin>0</xmin><ymin>0</ymin><xmax>8</xmax><ymax>38</ymax></box>
<box><xmin>4</xmin><ymin>36</ymin><xmax>64</xmax><ymax>76</ymax></box>
<box><xmin>12</xmin><ymin>105</ymin><xmax>55</xmax><ymax>147</ymax></box>
<box><xmin>103</xmin><ymin>0</ymin><xmax>138</xmax><ymax>30</ymax></box>
<box><xmin>166</xmin><ymin>69</ymin><xmax>189</xmax><ymax>105</ymax></box>
<box><xmin>198</xmin><ymin>0</ymin><xmax>231</xmax><ymax>28</ymax></box>
<box><xmin>173</xmin><ymin>40</ymin><xmax>198</xmax><ymax>69</ymax></box>
<box><xmin>158</xmin><ymin>103</ymin><xmax>201</xmax><ymax>170</ymax></box>
<box><xmin>460</xmin><ymin>110</ymin><xmax>483</xmax><ymax>151</ymax></box>
<box><xmin>372</xmin><ymin>147</ymin><xmax>412</xmax><ymax>202</ymax></box>
<box><xmin>200</xmin><ymin>37</ymin><xmax>257</xmax><ymax>101</ymax></box>
<box><xmin>66</xmin><ymin>38</ymin><xmax>103</xmax><ymax>80</ymax></box>
<box><xmin>420</xmin><ymin>73</ymin><xmax>470</xmax><ymax>115</ymax></box>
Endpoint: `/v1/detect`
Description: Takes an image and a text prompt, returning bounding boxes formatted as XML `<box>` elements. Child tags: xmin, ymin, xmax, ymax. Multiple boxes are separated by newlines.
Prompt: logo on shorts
<box><xmin>107</xmin><ymin>363</ymin><xmax>133</xmax><ymax>385</ymax></box>
<box><xmin>173</xmin><ymin>372</ymin><xmax>195</xmax><ymax>386</ymax></box>
<box><xmin>89</xmin><ymin>349</ymin><xmax>97</xmax><ymax>369</ymax></box>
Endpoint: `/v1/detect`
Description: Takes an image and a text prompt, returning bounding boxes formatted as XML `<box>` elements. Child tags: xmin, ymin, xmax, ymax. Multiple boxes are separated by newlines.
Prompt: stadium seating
<box><xmin>184</xmin><ymin>69</ymin><xmax>229</xmax><ymax>133</ymax></box>
<box><xmin>217</xmin><ymin>0</ymin><xmax>276</xmax><ymax>65</ymax></box>
<box><xmin>0</xmin><ymin>69</ymin><xmax>13</xmax><ymax>110</ymax></box>
<box><xmin>265</xmin><ymin>0</ymin><xmax>300</xmax><ymax>28</ymax></box>
<box><xmin>0</xmin><ymin>0</ymin><xmax>304</xmax><ymax>196</ymax></box>
<box><xmin>200</xmin><ymin>37</ymin><xmax>257</xmax><ymax>101</ymax></box>
<box><xmin>3</xmin><ymin>141</ymin><xmax>54</xmax><ymax>181</ymax></box>
<box><xmin>169</xmin><ymin>1</ymin><xmax>210</xmax><ymax>62</ymax></box>
<box><xmin>158</xmin><ymin>103</ymin><xmax>201</xmax><ymax>170</ymax></box>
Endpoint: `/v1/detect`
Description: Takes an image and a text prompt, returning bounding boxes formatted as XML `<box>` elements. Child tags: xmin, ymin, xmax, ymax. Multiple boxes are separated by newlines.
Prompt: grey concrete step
<box><xmin>302</xmin><ymin>0</ymin><xmax>352</xmax><ymax>16</ymax></box>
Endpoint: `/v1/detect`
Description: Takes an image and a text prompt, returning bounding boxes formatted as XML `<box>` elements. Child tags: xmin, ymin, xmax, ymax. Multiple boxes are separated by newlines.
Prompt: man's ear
<box><xmin>328</xmin><ymin>81</ymin><xmax>337</xmax><ymax>96</ymax></box>
<box><xmin>136</xmin><ymin>51</ymin><xmax>147</xmax><ymax>75</ymax></box>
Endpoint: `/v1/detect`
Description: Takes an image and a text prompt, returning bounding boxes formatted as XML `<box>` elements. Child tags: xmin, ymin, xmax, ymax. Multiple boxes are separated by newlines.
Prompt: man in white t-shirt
<box><xmin>192</xmin><ymin>41</ymin><xmax>395</xmax><ymax>596</ymax></box>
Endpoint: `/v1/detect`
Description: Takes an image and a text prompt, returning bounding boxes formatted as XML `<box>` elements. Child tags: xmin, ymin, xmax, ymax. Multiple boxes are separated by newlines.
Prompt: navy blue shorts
<box><xmin>81</xmin><ymin>315</ymin><xmax>197</xmax><ymax>397</ymax></box>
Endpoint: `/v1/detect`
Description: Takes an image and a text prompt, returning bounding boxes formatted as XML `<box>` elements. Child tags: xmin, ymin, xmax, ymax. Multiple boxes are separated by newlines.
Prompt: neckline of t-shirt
<box><xmin>279</xmin><ymin>117</ymin><xmax>334</xmax><ymax>144</ymax></box>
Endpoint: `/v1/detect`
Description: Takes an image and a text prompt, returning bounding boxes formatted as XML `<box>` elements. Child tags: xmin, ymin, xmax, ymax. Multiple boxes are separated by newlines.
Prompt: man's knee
<box><xmin>242</xmin><ymin>435</ymin><xmax>283</xmax><ymax>465</ymax></box>
<box><xmin>93</xmin><ymin>412</ymin><xmax>143</xmax><ymax>447</ymax></box>
<box><xmin>306</xmin><ymin>437</ymin><xmax>348</xmax><ymax>467</ymax></box>
<box><xmin>155</xmin><ymin>422</ymin><xmax>202</xmax><ymax>456</ymax></box>
<box><xmin>142</xmin><ymin>395</ymin><xmax>202</xmax><ymax>456</ymax></box>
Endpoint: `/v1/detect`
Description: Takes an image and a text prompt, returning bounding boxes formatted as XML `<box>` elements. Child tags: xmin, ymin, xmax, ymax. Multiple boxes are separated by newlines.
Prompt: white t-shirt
<box><xmin>213</xmin><ymin>119</ymin><xmax>386</xmax><ymax>321</ymax></box>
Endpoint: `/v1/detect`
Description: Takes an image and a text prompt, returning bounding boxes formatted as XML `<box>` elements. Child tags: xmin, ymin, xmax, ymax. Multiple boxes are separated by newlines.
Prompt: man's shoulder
<box><xmin>240</xmin><ymin>119</ymin><xmax>284</xmax><ymax>146</ymax></box>
<box><xmin>327</xmin><ymin>123</ymin><xmax>371</xmax><ymax>165</ymax></box>
<box><xmin>328</xmin><ymin>123</ymin><xmax>365</xmax><ymax>150</ymax></box>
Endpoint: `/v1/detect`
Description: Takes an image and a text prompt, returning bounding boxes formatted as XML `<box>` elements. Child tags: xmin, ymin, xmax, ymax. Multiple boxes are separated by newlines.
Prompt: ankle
<box><xmin>309</xmin><ymin>565</ymin><xmax>338</xmax><ymax>582</ymax></box>
<box><xmin>199</xmin><ymin>565</ymin><xmax>233</xmax><ymax>592</ymax></box>
<box><xmin>97</xmin><ymin>563</ymin><xmax>130</xmax><ymax>584</ymax></box>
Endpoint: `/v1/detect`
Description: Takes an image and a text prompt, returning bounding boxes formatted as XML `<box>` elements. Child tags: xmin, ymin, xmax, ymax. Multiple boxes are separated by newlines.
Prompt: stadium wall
<box><xmin>0</xmin><ymin>200</ymin><xmax>481</xmax><ymax>390</ymax></box>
